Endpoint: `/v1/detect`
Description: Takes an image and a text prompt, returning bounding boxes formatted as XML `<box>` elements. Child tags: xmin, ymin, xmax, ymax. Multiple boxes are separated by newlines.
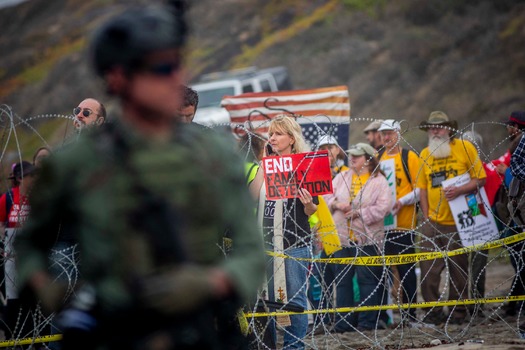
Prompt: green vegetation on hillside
<box><xmin>0</xmin><ymin>38</ymin><xmax>85</xmax><ymax>99</ymax></box>
<box><xmin>231</xmin><ymin>0</ymin><xmax>339</xmax><ymax>68</ymax></box>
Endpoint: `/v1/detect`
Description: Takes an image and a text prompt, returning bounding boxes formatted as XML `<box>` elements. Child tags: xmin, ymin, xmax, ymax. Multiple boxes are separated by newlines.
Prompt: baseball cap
<box><xmin>8</xmin><ymin>161</ymin><xmax>35</xmax><ymax>179</ymax></box>
<box><xmin>507</xmin><ymin>111</ymin><xmax>525</xmax><ymax>129</ymax></box>
<box><xmin>363</xmin><ymin>120</ymin><xmax>384</xmax><ymax>133</ymax></box>
<box><xmin>316</xmin><ymin>135</ymin><xmax>339</xmax><ymax>149</ymax></box>
<box><xmin>346</xmin><ymin>143</ymin><xmax>376</xmax><ymax>158</ymax></box>
<box><xmin>377</xmin><ymin>119</ymin><xmax>401</xmax><ymax>132</ymax></box>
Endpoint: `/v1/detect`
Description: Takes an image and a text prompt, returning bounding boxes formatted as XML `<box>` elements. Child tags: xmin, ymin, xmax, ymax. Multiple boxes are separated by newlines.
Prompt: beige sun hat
<box><xmin>419</xmin><ymin>111</ymin><xmax>458</xmax><ymax>131</ymax></box>
<box><xmin>346</xmin><ymin>143</ymin><xmax>376</xmax><ymax>158</ymax></box>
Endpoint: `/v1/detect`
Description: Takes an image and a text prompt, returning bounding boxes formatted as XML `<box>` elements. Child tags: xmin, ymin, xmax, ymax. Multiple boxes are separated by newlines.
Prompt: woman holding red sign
<box><xmin>324</xmin><ymin>142</ymin><xmax>392</xmax><ymax>332</ymax></box>
<box><xmin>250</xmin><ymin>115</ymin><xmax>318</xmax><ymax>350</ymax></box>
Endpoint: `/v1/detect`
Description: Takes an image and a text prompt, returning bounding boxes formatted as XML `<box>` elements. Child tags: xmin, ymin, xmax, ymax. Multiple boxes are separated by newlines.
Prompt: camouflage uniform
<box><xmin>16</xmin><ymin>120</ymin><xmax>265</xmax><ymax>349</ymax></box>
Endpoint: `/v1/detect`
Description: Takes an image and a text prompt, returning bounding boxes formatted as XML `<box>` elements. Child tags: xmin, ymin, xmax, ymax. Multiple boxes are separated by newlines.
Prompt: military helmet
<box><xmin>91</xmin><ymin>5</ymin><xmax>187</xmax><ymax>77</ymax></box>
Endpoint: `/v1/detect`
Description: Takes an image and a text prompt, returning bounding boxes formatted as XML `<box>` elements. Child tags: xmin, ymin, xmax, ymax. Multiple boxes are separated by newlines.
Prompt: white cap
<box><xmin>316</xmin><ymin>134</ymin><xmax>339</xmax><ymax>149</ymax></box>
<box><xmin>377</xmin><ymin>119</ymin><xmax>401</xmax><ymax>132</ymax></box>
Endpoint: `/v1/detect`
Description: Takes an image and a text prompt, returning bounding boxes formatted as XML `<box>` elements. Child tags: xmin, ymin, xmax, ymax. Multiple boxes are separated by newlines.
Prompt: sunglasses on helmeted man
<box><xmin>73</xmin><ymin>107</ymin><xmax>98</xmax><ymax>118</ymax></box>
<box><xmin>139</xmin><ymin>61</ymin><xmax>181</xmax><ymax>76</ymax></box>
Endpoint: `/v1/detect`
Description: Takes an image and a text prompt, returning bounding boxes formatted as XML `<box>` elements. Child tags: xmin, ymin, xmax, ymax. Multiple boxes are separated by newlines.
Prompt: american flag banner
<box><xmin>221</xmin><ymin>85</ymin><xmax>351</xmax><ymax>150</ymax></box>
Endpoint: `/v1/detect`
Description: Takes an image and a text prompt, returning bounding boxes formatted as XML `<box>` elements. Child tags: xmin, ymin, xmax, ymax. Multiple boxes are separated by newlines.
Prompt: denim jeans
<box><xmin>319</xmin><ymin>246</ymin><xmax>358</xmax><ymax>331</ymax></box>
<box><xmin>384</xmin><ymin>230</ymin><xmax>417</xmax><ymax>318</ymax></box>
<box><xmin>356</xmin><ymin>245</ymin><xmax>387</xmax><ymax>329</ymax></box>
<box><xmin>268</xmin><ymin>246</ymin><xmax>310</xmax><ymax>350</ymax></box>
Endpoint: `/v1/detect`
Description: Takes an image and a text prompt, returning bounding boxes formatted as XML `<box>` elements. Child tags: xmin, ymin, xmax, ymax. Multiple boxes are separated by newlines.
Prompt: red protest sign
<box><xmin>262</xmin><ymin>151</ymin><xmax>333</xmax><ymax>200</ymax></box>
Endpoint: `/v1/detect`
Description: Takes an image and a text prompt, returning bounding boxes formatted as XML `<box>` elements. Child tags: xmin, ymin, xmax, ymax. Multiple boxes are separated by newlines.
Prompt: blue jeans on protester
<box><xmin>319</xmin><ymin>246</ymin><xmax>358</xmax><ymax>332</ymax></box>
<box><xmin>384</xmin><ymin>230</ymin><xmax>417</xmax><ymax>319</ymax></box>
<box><xmin>268</xmin><ymin>246</ymin><xmax>310</xmax><ymax>350</ymax></box>
<box><xmin>356</xmin><ymin>245</ymin><xmax>387</xmax><ymax>330</ymax></box>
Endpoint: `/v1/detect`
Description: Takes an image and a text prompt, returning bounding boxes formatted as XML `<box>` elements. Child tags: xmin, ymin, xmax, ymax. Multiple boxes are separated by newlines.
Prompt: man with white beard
<box><xmin>416</xmin><ymin>111</ymin><xmax>486</xmax><ymax>326</ymax></box>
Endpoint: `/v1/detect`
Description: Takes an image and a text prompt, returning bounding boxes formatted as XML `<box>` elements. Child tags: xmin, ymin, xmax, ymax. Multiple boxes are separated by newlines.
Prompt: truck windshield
<box><xmin>196</xmin><ymin>87</ymin><xmax>236</xmax><ymax>108</ymax></box>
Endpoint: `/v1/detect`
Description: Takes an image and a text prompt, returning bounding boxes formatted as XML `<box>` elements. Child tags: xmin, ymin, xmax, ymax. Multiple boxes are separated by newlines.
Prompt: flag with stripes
<box><xmin>221</xmin><ymin>85</ymin><xmax>351</xmax><ymax>150</ymax></box>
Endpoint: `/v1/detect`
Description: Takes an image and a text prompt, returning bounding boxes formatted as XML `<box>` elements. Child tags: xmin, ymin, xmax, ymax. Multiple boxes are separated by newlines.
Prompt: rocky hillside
<box><xmin>1</xmin><ymin>0</ymin><xmax>525</xmax><ymax>153</ymax></box>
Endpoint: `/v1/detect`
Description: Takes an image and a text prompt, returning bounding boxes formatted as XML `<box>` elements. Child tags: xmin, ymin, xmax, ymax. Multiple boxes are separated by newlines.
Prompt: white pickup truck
<box><xmin>191</xmin><ymin>66</ymin><xmax>292</xmax><ymax>127</ymax></box>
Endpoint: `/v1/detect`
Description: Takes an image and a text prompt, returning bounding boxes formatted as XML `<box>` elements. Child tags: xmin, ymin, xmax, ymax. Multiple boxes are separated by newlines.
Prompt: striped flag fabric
<box><xmin>221</xmin><ymin>86</ymin><xmax>351</xmax><ymax>150</ymax></box>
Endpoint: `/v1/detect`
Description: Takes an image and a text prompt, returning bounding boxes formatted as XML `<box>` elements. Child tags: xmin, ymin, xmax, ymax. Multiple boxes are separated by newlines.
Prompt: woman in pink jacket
<box><xmin>323</xmin><ymin>142</ymin><xmax>392</xmax><ymax>332</ymax></box>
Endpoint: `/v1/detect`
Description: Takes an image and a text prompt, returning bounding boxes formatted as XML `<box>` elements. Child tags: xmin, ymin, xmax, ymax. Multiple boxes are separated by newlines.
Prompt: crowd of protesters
<box><xmin>2</xmin><ymin>78</ymin><xmax>525</xmax><ymax>350</ymax></box>
<box><xmin>2</xmin><ymin>88</ymin><xmax>525</xmax><ymax>350</ymax></box>
<box><xmin>0</xmin><ymin>2</ymin><xmax>525</xmax><ymax>350</ymax></box>
<box><xmin>241</xmin><ymin>110</ymin><xmax>525</xmax><ymax>348</ymax></box>
<box><xmin>2</xmin><ymin>102</ymin><xmax>525</xmax><ymax>349</ymax></box>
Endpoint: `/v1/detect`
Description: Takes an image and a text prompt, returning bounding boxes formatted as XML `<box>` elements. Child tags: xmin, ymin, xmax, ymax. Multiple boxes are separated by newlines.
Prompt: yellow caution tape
<box><xmin>267</xmin><ymin>231</ymin><xmax>525</xmax><ymax>266</ymax></box>
<box><xmin>3</xmin><ymin>295</ymin><xmax>524</xmax><ymax>345</ymax></box>
<box><xmin>245</xmin><ymin>295</ymin><xmax>525</xmax><ymax>318</ymax></box>
<box><xmin>3</xmin><ymin>234</ymin><xmax>522</xmax><ymax>346</ymax></box>
<box><xmin>0</xmin><ymin>334</ymin><xmax>62</xmax><ymax>348</ymax></box>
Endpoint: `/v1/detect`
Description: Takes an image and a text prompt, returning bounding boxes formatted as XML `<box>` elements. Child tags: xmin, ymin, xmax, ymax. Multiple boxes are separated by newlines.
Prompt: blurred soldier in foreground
<box><xmin>15</xmin><ymin>3</ymin><xmax>265</xmax><ymax>350</ymax></box>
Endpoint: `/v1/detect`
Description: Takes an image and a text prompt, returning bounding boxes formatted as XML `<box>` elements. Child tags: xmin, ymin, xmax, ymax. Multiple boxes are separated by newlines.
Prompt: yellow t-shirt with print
<box><xmin>332</xmin><ymin>164</ymin><xmax>349</xmax><ymax>178</ymax></box>
<box><xmin>380</xmin><ymin>149</ymin><xmax>421</xmax><ymax>230</ymax></box>
<box><xmin>417</xmin><ymin>139</ymin><xmax>486</xmax><ymax>225</ymax></box>
<box><xmin>349</xmin><ymin>172</ymin><xmax>370</xmax><ymax>239</ymax></box>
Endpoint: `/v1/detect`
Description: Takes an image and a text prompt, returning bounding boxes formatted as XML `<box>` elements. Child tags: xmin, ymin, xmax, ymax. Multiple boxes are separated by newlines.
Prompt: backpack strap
<box><xmin>4</xmin><ymin>189</ymin><xmax>13</xmax><ymax>225</ymax></box>
<box><xmin>508</xmin><ymin>177</ymin><xmax>525</xmax><ymax>226</ymax></box>
<box><xmin>377</xmin><ymin>147</ymin><xmax>385</xmax><ymax>160</ymax></box>
<box><xmin>378</xmin><ymin>147</ymin><xmax>412</xmax><ymax>186</ymax></box>
<box><xmin>400</xmin><ymin>148</ymin><xmax>412</xmax><ymax>186</ymax></box>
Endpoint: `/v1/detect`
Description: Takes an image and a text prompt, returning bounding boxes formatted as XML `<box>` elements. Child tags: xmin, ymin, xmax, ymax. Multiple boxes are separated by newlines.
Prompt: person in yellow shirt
<box><xmin>417</xmin><ymin>111</ymin><xmax>486</xmax><ymax>325</ymax></box>
<box><xmin>377</xmin><ymin>119</ymin><xmax>421</xmax><ymax>322</ymax></box>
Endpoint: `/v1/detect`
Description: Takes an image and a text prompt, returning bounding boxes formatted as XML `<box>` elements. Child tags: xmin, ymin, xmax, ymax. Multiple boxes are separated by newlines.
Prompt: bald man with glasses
<box><xmin>73</xmin><ymin>98</ymin><xmax>107</xmax><ymax>130</ymax></box>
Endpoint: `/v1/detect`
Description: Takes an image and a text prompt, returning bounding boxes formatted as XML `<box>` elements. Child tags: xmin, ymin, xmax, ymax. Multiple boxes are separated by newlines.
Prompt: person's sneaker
<box><xmin>308</xmin><ymin>323</ymin><xmax>327</xmax><ymax>335</ymax></box>
<box><xmin>475</xmin><ymin>308</ymin><xmax>486</xmax><ymax>318</ymax></box>
<box><xmin>376</xmin><ymin>319</ymin><xmax>388</xmax><ymax>330</ymax></box>
<box><xmin>448</xmin><ymin>316</ymin><xmax>464</xmax><ymax>325</ymax></box>
<box><xmin>354</xmin><ymin>320</ymin><xmax>387</xmax><ymax>332</ymax></box>
<box><xmin>423</xmin><ymin>312</ymin><xmax>446</xmax><ymax>325</ymax></box>
<box><xmin>505</xmin><ymin>306</ymin><xmax>517</xmax><ymax>317</ymax></box>
<box><xmin>331</xmin><ymin>325</ymin><xmax>355</xmax><ymax>334</ymax></box>
<box><xmin>356</xmin><ymin>326</ymin><xmax>374</xmax><ymax>332</ymax></box>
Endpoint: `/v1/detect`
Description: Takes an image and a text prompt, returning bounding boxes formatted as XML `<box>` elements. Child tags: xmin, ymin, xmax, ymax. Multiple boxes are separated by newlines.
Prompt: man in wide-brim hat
<box><xmin>416</xmin><ymin>110</ymin><xmax>486</xmax><ymax>325</ymax></box>
<box><xmin>419</xmin><ymin>110</ymin><xmax>458</xmax><ymax>131</ymax></box>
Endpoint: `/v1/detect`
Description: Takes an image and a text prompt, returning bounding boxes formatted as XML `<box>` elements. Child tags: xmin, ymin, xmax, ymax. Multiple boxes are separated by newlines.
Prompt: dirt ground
<box><xmin>299</xmin><ymin>255</ymin><xmax>525</xmax><ymax>349</ymax></box>
<box><xmin>1</xmin><ymin>252</ymin><xmax>521</xmax><ymax>349</ymax></box>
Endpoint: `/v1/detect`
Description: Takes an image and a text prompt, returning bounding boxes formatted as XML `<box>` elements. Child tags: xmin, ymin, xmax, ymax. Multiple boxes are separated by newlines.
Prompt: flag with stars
<box><xmin>221</xmin><ymin>86</ymin><xmax>351</xmax><ymax>150</ymax></box>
